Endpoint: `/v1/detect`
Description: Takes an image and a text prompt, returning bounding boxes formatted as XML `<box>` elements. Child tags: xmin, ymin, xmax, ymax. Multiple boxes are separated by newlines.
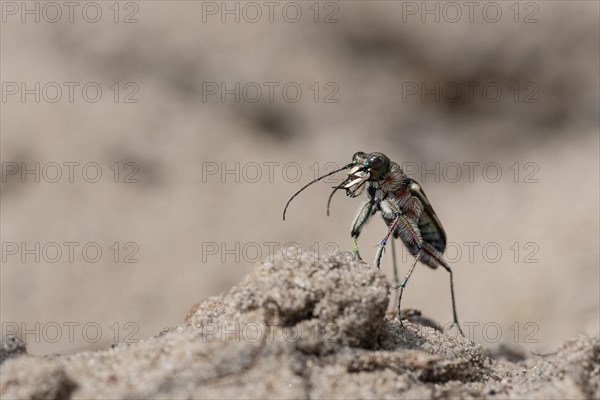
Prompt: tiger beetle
<box><xmin>283</xmin><ymin>151</ymin><xmax>465</xmax><ymax>336</ymax></box>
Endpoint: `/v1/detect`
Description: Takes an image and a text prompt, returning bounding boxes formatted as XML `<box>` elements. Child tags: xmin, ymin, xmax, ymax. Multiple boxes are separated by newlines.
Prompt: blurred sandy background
<box><xmin>1</xmin><ymin>1</ymin><xmax>598</xmax><ymax>355</ymax></box>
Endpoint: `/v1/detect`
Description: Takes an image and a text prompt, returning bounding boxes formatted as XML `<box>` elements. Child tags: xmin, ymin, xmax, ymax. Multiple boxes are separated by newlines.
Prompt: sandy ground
<box><xmin>1</xmin><ymin>252</ymin><xmax>598</xmax><ymax>399</ymax></box>
<box><xmin>1</xmin><ymin>0</ymin><xmax>599</xmax><ymax>362</ymax></box>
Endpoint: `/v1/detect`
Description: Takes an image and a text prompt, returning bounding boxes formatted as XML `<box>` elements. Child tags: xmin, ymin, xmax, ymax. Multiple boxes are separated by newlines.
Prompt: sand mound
<box><xmin>2</xmin><ymin>252</ymin><xmax>598</xmax><ymax>399</ymax></box>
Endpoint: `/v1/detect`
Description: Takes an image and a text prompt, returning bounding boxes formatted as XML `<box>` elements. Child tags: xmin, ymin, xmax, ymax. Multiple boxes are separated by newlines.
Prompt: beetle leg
<box><xmin>350</xmin><ymin>200</ymin><xmax>374</xmax><ymax>262</ymax></box>
<box><xmin>375</xmin><ymin>198</ymin><xmax>423</xmax><ymax>270</ymax></box>
<box><xmin>421</xmin><ymin>243</ymin><xmax>465</xmax><ymax>337</ymax></box>
<box><xmin>390</xmin><ymin>239</ymin><xmax>399</xmax><ymax>309</ymax></box>
<box><xmin>392</xmin><ymin>247</ymin><xmax>422</xmax><ymax>326</ymax></box>
<box><xmin>373</xmin><ymin>214</ymin><xmax>402</xmax><ymax>269</ymax></box>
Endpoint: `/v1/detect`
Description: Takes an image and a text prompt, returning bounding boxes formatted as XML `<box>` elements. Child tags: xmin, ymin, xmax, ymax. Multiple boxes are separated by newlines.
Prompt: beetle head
<box><xmin>341</xmin><ymin>151</ymin><xmax>391</xmax><ymax>196</ymax></box>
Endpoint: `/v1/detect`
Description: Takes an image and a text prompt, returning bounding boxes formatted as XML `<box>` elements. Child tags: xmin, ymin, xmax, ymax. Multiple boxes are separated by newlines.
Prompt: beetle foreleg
<box><xmin>350</xmin><ymin>200</ymin><xmax>375</xmax><ymax>262</ymax></box>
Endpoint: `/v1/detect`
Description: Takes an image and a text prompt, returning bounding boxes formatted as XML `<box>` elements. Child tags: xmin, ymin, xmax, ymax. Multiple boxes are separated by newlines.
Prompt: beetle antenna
<box><xmin>283</xmin><ymin>163</ymin><xmax>353</xmax><ymax>220</ymax></box>
<box><xmin>326</xmin><ymin>186</ymin><xmax>340</xmax><ymax>216</ymax></box>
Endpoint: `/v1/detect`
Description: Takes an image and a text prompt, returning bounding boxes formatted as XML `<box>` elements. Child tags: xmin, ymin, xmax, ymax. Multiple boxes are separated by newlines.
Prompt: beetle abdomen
<box><xmin>418</xmin><ymin>212</ymin><xmax>446</xmax><ymax>253</ymax></box>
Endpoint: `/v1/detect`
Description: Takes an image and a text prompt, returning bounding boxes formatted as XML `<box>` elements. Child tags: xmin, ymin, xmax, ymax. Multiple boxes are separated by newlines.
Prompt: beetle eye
<box><xmin>352</xmin><ymin>151</ymin><xmax>366</xmax><ymax>162</ymax></box>
<box><xmin>369</xmin><ymin>155</ymin><xmax>383</xmax><ymax>170</ymax></box>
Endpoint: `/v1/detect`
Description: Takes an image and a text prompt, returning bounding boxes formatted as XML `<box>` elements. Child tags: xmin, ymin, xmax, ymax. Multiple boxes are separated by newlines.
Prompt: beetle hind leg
<box><xmin>393</xmin><ymin>247</ymin><xmax>422</xmax><ymax>325</ymax></box>
<box><xmin>421</xmin><ymin>243</ymin><xmax>465</xmax><ymax>337</ymax></box>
